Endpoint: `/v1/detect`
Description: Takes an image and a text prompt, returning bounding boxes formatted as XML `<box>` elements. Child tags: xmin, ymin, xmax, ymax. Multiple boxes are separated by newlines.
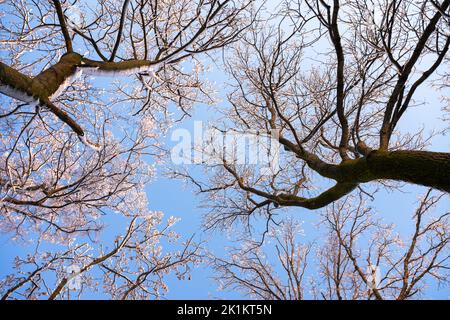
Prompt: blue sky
<box><xmin>139</xmin><ymin>47</ymin><xmax>450</xmax><ymax>298</ymax></box>
<box><xmin>0</xmin><ymin>0</ymin><xmax>449</xmax><ymax>300</ymax></box>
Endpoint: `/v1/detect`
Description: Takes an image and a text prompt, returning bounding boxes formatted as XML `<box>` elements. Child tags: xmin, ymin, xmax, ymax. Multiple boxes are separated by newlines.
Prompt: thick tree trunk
<box><xmin>364</xmin><ymin>150</ymin><xmax>450</xmax><ymax>192</ymax></box>
<box><xmin>336</xmin><ymin>150</ymin><xmax>450</xmax><ymax>193</ymax></box>
<box><xmin>282</xmin><ymin>138</ymin><xmax>450</xmax><ymax>209</ymax></box>
<box><xmin>277</xmin><ymin>149</ymin><xmax>450</xmax><ymax>210</ymax></box>
<box><xmin>0</xmin><ymin>54</ymin><xmax>154</xmax><ymax>137</ymax></box>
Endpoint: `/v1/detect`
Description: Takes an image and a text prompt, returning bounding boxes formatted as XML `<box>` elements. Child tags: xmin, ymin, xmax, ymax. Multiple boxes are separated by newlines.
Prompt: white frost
<box><xmin>0</xmin><ymin>83</ymin><xmax>39</xmax><ymax>106</ymax></box>
<box><xmin>80</xmin><ymin>65</ymin><xmax>154</xmax><ymax>77</ymax></box>
<box><xmin>48</xmin><ymin>64</ymin><xmax>154</xmax><ymax>99</ymax></box>
<box><xmin>79</xmin><ymin>134</ymin><xmax>102</xmax><ymax>152</ymax></box>
<box><xmin>48</xmin><ymin>68</ymin><xmax>83</xmax><ymax>101</ymax></box>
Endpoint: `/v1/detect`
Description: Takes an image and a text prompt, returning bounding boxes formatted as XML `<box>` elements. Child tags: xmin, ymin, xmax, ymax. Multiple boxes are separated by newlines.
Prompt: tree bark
<box><xmin>274</xmin><ymin>149</ymin><xmax>450</xmax><ymax>210</ymax></box>
<box><xmin>324</xmin><ymin>150</ymin><xmax>450</xmax><ymax>193</ymax></box>
<box><xmin>0</xmin><ymin>54</ymin><xmax>155</xmax><ymax>137</ymax></box>
<box><xmin>362</xmin><ymin>150</ymin><xmax>450</xmax><ymax>192</ymax></box>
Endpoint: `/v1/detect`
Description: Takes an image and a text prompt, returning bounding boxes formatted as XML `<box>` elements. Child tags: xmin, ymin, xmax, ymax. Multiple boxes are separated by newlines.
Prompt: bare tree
<box><xmin>213</xmin><ymin>219</ymin><xmax>312</xmax><ymax>299</ymax></box>
<box><xmin>213</xmin><ymin>190</ymin><xmax>449</xmax><ymax>300</ymax></box>
<box><xmin>0</xmin><ymin>0</ymin><xmax>251</xmax><ymax>299</ymax></box>
<box><xmin>0</xmin><ymin>215</ymin><xmax>201</xmax><ymax>300</ymax></box>
<box><xmin>180</xmin><ymin>0</ymin><xmax>449</xmax><ymax>231</ymax></box>
<box><xmin>0</xmin><ymin>0</ymin><xmax>251</xmax><ymax>137</ymax></box>
<box><xmin>1</xmin><ymin>0</ymin><xmax>449</xmax><ymax>300</ymax></box>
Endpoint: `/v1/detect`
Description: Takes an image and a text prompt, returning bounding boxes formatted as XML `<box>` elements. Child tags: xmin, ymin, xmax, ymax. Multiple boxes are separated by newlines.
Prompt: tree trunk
<box><xmin>337</xmin><ymin>150</ymin><xmax>450</xmax><ymax>192</ymax></box>
<box><xmin>364</xmin><ymin>150</ymin><xmax>450</xmax><ymax>192</ymax></box>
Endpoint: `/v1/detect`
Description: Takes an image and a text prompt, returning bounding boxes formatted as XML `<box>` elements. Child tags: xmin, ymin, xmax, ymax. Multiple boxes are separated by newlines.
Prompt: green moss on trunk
<box><xmin>366</xmin><ymin>150</ymin><xmax>450</xmax><ymax>192</ymax></box>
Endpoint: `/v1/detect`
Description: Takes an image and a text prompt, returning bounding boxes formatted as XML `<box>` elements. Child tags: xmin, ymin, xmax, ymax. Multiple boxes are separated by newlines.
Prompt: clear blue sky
<box><xmin>143</xmin><ymin>67</ymin><xmax>450</xmax><ymax>299</ymax></box>
<box><xmin>0</xmin><ymin>0</ymin><xmax>448</xmax><ymax>300</ymax></box>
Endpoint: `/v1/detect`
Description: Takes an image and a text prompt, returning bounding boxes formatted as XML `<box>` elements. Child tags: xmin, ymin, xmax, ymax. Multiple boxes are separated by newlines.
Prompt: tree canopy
<box><xmin>0</xmin><ymin>0</ymin><xmax>448</xmax><ymax>300</ymax></box>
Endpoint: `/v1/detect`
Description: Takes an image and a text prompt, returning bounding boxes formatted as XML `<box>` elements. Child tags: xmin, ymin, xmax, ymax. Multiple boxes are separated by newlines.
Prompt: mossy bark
<box><xmin>33</xmin><ymin>53</ymin><xmax>83</xmax><ymax>97</ymax></box>
<box><xmin>363</xmin><ymin>150</ymin><xmax>450</xmax><ymax>192</ymax></box>
<box><xmin>318</xmin><ymin>150</ymin><xmax>450</xmax><ymax>193</ymax></box>
<box><xmin>0</xmin><ymin>54</ymin><xmax>85</xmax><ymax>135</ymax></box>
<box><xmin>277</xmin><ymin>149</ymin><xmax>450</xmax><ymax>210</ymax></box>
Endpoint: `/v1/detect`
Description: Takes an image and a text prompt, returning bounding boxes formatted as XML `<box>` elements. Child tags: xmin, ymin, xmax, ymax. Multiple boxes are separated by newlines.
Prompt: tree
<box><xmin>0</xmin><ymin>0</ymin><xmax>250</xmax><ymax>299</ymax></box>
<box><xmin>175</xmin><ymin>0</ymin><xmax>450</xmax><ymax>299</ymax></box>
<box><xmin>213</xmin><ymin>190</ymin><xmax>449</xmax><ymax>300</ymax></box>
<box><xmin>0</xmin><ymin>0</ymin><xmax>449</xmax><ymax>300</ymax></box>
<box><xmin>1</xmin><ymin>216</ymin><xmax>201</xmax><ymax>300</ymax></box>
<box><xmin>180</xmin><ymin>0</ymin><xmax>449</xmax><ymax>228</ymax></box>
<box><xmin>213</xmin><ymin>219</ymin><xmax>312</xmax><ymax>300</ymax></box>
